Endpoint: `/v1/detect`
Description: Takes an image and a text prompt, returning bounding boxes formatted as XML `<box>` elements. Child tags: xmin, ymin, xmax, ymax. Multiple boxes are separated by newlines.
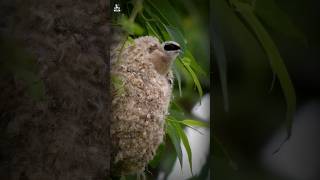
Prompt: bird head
<box><xmin>132</xmin><ymin>36</ymin><xmax>181</xmax><ymax>75</ymax></box>
<box><xmin>146</xmin><ymin>41</ymin><xmax>181</xmax><ymax>75</ymax></box>
<box><xmin>162</xmin><ymin>41</ymin><xmax>181</xmax><ymax>62</ymax></box>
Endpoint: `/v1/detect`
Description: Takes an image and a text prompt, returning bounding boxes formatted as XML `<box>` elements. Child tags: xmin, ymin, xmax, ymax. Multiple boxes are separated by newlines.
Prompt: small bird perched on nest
<box><xmin>111</xmin><ymin>36</ymin><xmax>181</xmax><ymax>175</ymax></box>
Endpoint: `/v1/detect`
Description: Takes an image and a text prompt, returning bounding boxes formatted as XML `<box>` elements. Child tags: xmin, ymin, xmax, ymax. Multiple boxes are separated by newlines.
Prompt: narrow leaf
<box><xmin>185</xmin><ymin>50</ymin><xmax>207</xmax><ymax>77</ymax></box>
<box><xmin>148</xmin><ymin>143</ymin><xmax>165</xmax><ymax>168</ymax></box>
<box><xmin>213</xmin><ymin>135</ymin><xmax>238</xmax><ymax>170</ymax></box>
<box><xmin>119</xmin><ymin>15</ymin><xmax>144</xmax><ymax>35</ymax></box>
<box><xmin>181</xmin><ymin>119</ymin><xmax>209</xmax><ymax>128</ymax></box>
<box><xmin>254</xmin><ymin>0</ymin><xmax>307</xmax><ymax>45</ymax></box>
<box><xmin>145</xmin><ymin>0</ymin><xmax>181</xmax><ymax>28</ymax></box>
<box><xmin>166</xmin><ymin>120</ymin><xmax>183</xmax><ymax>168</ymax></box>
<box><xmin>181</xmin><ymin>57</ymin><xmax>203</xmax><ymax>99</ymax></box>
<box><xmin>173</xmin><ymin>122</ymin><xmax>193</xmax><ymax>175</ymax></box>
<box><xmin>231</xmin><ymin>1</ymin><xmax>296</xmax><ymax>145</ymax></box>
<box><xmin>212</xmin><ymin>26</ymin><xmax>229</xmax><ymax>111</ymax></box>
<box><xmin>173</xmin><ymin>63</ymin><xmax>182</xmax><ymax>96</ymax></box>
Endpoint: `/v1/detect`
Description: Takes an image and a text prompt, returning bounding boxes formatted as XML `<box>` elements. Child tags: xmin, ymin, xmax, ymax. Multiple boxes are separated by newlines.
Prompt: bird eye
<box><xmin>148</xmin><ymin>45</ymin><xmax>158</xmax><ymax>53</ymax></box>
<box><xmin>164</xmin><ymin>43</ymin><xmax>181</xmax><ymax>51</ymax></box>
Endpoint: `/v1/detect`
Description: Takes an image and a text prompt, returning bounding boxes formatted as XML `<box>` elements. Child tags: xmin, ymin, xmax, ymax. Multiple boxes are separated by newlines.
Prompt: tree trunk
<box><xmin>0</xmin><ymin>0</ymin><xmax>111</xmax><ymax>179</ymax></box>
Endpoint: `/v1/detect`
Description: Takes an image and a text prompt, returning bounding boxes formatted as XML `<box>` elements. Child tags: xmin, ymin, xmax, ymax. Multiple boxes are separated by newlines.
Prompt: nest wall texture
<box><xmin>111</xmin><ymin>36</ymin><xmax>173</xmax><ymax>175</ymax></box>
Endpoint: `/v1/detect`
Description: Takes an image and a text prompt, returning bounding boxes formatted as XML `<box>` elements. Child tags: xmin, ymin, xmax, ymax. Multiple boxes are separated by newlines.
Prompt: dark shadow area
<box><xmin>0</xmin><ymin>1</ymin><xmax>110</xmax><ymax>179</ymax></box>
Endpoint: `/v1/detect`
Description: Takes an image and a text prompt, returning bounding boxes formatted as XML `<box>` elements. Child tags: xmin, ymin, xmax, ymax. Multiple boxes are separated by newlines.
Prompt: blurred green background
<box><xmin>213</xmin><ymin>0</ymin><xmax>320</xmax><ymax>180</ymax></box>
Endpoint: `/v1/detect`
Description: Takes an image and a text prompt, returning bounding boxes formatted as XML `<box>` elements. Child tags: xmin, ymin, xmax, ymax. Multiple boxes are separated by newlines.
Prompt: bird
<box><xmin>111</xmin><ymin>36</ymin><xmax>181</xmax><ymax>175</ymax></box>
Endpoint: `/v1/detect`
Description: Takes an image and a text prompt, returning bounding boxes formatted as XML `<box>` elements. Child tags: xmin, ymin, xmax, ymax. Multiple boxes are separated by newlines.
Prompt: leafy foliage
<box><xmin>119</xmin><ymin>15</ymin><xmax>144</xmax><ymax>35</ymax></box>
<box><xmin>111</xmin><ymin>74</ymin><xmax>125</xmax><ymax>97</ymax></box>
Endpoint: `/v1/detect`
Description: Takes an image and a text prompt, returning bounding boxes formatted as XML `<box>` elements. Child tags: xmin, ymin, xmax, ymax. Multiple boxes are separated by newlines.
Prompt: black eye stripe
<box><xmin>164</xmin><ymin>43</ymin><xmax>181</xmax><ymax>51</ymax></box>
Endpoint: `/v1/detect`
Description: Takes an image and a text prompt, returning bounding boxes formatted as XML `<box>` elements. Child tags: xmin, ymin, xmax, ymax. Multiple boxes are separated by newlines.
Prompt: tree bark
<box><xmin>0</xmin><ymin>0</ymin><xmax>111</xmax><ymax>179</ymax></box>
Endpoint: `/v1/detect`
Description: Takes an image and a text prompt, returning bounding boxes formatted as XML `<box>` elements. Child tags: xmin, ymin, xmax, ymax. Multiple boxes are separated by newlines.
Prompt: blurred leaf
<box><xmin>213</xmin><ymin>135</ymin><xmax>238</xmax><ymax>170</ymax></box>
<box><xmin>175</xmin><ymin>55</ymin><xmax>194</xmax><ymax>89</ymax></box>
<box><xmin>155</xmin><ymin>22</ymin><xmax>170</xmax><ymax>41</ymax></box>
<box><xmin>268</xmin><ymin>73</ymin><xmax>276</xmax><ymax>93</ymax></box>
<box><xmin>145</xmin><ymin>21</ymin><xmax>161</xmax><ymax>39</ymax></box>
<box><xmin>230</xmin><ymin>0</ymin><xmax>296</xmax><ymax>144</ymax></box>
<box><xmin>181</xmin><ymin>119</ymin><xmax>209</xmax><ymax>128</ymax></box>
<box><xmin>139</xmin><ymin>12</ymin><xmax>162</xmax><ymax>39</ymax></box>
<box><xmin>158</xmin><ymin>134</ymin><xmax>179</xmax><ymax>178</ymax></box>
<box><xmin>173</xmin><ymin>122</ymin><xmax>193</xmax><ymax>175</ymax></box>
<box><xmin>169</xmin><ymin>109</ymin><xmax>186</xmax><ymax>121</ymax></box>
<box><xmin>167</xmin><ymin>118</ymin><xmax>207</xmax><ymax>135</ymax></box>
<box><xmin>254</xmin><ymin>0</ymin><xmax>307</xmax><ymax>45</ymax></box>
<box><xmin>187</xmin><ymin>155</ymin><xmax>210</xmax><ymax>180</ymax></box>
<box><xmin>145</xmin><ymin>0</ymin><xmax>182</xmax><ymax>28</ymax></box>
<box><xmin>185</xmin><ymin>50</ymin><xmax>207</xmax><ymax>77</ymax></box>
<box><xmin>124</xmin><ymin>36</ymin><xmax>134</xmax><ymax>48</ymax></box>
<box><xmin>149</xmin><ymin>143</ymin><xmax>165</xmax><ymax>168</ymax></box>
<box><xmin>166</xmin><ymin>120</ymin><xmax>183</xmax><ymax>168</ymax></box>
<box><xmin>119</xmin><ymin>15</ymin><xmax>144</xmax><ymax>35</ymax></box>
<box><xmin>165</xmin><ymin>25</ymin><xmax>187</xmax><ymax>53</ymax></box>
<box><xmin>212</xmin><ymin>26</ymin><xmax>229</xmax><ymax>111</ymax></box>
<box><xmin>173</xmin><ymin>63</ymin><xmax>183</xmax><ymax>96</ymax></box>
<box><xmin>181</xmin><ymin>57</ymin><xmax>203</xmax><ymax>99</ymax></box>
<box><xmin>111</xmin><ymin>74</ymin><xmax>125</xmax><ymax>97</ymax></box>
<box><xmin>171</xmin><ymin>100</ymin><xmax>185</xmax><ymax>112</ymax></box>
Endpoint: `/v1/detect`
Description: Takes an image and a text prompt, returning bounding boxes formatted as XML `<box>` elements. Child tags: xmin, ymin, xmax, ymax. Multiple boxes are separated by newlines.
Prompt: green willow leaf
<box><xmin>231</xmin><ymin>0</ymin><xmax>296</xmax><ymax>143</ymax></box>
<box><xmin>173</xmin><ymin>62</ymin><xmax>182</xmax><ymax>96</ymax></box>
<box><xmin>119</xmin><ymin>15</ymin><xmax>144</xmax><ymax>35</ymax></box>
<box><xmin>139</xmin><ymin>13</ymin><xmax>162</xmax><ymax>39</ymax></box>
<box><xmin>173</xmin><ymin>122</ymin><xmax>193</xmax><ymax>175</ymax></box>
<box><xmin>154</xmin><ymin>22</ymin><xmax>169</xmax><ymax>42</ymax></box>
<box><xmin>166</xmin><ymin>120</ymin><xmax>183</xmax><ymax>168</ymax></box>
<box><xmin>181</xmin><ymin>119</ymin><xmax>209</xmax><ymax>128</ymax></box>
<box><xmin>185</xmin><ymin>50</ymin><xmax>207</xmax><ymax>77</ymax></box>
<box><xmin>212</xmin><ymin>26</ymin><xmax>229</xmax><ymax>111</ymax></box>
<box><xmin>181</xmin><ymin>57</ymin><xmax>203</xmax><ymax>99</ymax></box>
<box><xmin>169</xmin><ymin>109</ymin><xmax>186</xmax><ymax>122</ymax></box>
<box><xmin>166</xmin><ymin>118</ymin><xmax>208</xmax><ymax>135</ymax></box>
<box><xmin>145</xmin><ymin>0</ymin><xmax>181</xmax><ymax>28</ymax></box>
<box><xmin>145</xmin><ymin>21</ymin><xmax>161</xmax><ymax>39</ymax></box>
<box><xmin>254</xmin><ymin>0</ymin><xmax>307</xmax><ymax>45</ymax></box>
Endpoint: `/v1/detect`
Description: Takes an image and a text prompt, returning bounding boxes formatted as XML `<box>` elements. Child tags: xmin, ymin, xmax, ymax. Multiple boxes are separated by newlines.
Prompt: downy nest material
<box><xmin>111</xmin><ymin>36</ymin><xmax>180</xmax><ymax>175</ymax></box>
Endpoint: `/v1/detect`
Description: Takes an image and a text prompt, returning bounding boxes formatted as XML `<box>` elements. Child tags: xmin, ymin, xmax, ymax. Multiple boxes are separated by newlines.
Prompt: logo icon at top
<box><xmin>114</xmin><ymin>3</ymin><xmax>121</xmax><ymax>13</ymax></box>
